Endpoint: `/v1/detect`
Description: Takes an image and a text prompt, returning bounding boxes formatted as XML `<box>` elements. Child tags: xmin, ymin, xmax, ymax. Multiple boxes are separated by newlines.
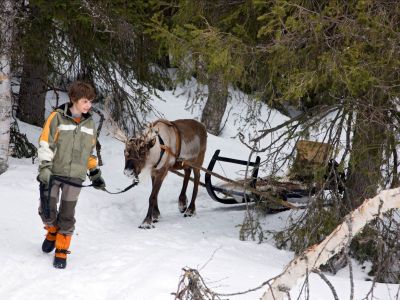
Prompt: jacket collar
<box><xmin>56</xmin><ymin>103</ymin><xmax>92</xmax><ymax>121</ymax></box>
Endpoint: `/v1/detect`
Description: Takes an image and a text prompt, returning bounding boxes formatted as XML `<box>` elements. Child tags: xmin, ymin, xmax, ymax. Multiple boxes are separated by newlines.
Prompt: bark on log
<box><xmin>261</xmin><ymin>188</ymin><xmax>400</xmax><ymax>300</ymax></box>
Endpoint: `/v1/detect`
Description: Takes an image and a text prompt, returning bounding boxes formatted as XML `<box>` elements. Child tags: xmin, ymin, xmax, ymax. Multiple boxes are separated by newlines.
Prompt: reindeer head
<box><xmin>111</xmin><ymin>118</ymin><xmax>158</xmax><ymax>183</ymax></box>
<box><xmin>123</xmin><ymin>136</ymin><xmax>156</xmax><ymax>183</ymax></box>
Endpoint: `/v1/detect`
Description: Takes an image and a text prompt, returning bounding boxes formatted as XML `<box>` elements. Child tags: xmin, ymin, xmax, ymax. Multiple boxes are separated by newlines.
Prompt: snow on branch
<box><xmin>261</xmin><ymin>188</ymin><xmax>400</xmax><ymax>300</ymax></box>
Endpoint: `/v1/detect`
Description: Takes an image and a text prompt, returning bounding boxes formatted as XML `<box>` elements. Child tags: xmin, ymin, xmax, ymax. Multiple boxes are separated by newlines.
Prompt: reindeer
<box><xmin>121</xmin><ymin>119</ymin><xmax>207</xmax><ymax>229</ymax></box>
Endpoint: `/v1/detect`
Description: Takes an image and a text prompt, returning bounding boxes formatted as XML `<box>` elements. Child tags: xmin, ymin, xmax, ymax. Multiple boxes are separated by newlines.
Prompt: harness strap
<box><xmin>160</xmin><ymin>144</ymin><xmax>177</xmax><ymax>157</ymax></box>
<box><xmin>171</xmin><ymin>121</ymin><xmax>181</xmax><ymax>158</ymax></box>
<box><xmin>152</xmin><ymin>120</ymin><xmax>182</xmax><ymax>168</ymax></box>
<box><xmin>154</xmin><ymin>135</ymin><xmax>166</xmax><ymax>168</ymax></box>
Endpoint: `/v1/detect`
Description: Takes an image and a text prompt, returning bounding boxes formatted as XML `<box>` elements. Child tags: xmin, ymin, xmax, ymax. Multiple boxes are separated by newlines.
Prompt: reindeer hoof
<box><xmin>179</xmin><ymin>198</ymin><xmax>187</xmax><ymax>213</ymax></box>
<box><xmin>179</xmin><ymin>204</ymin><xmax>187</xmax><ymax>214</ymax></box>
<box><xmin>139</xmin><ymin>222</ymin><xmax>155</xmax><ymax>229</ymax></box>
<box><xmin>184</xmin><ymin>210</ymin><xmax>196</xmax><ymax>217</ymax></box>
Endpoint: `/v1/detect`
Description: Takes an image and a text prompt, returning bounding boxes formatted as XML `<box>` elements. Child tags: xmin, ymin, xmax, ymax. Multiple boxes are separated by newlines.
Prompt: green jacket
<box><xmin>38</xmin><ymin>103</ymin><xmax>98</xmax><ymax>180</ymax></box>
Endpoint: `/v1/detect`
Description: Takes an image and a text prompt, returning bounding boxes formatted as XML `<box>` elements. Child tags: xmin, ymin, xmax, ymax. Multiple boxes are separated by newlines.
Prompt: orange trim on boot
<box><xmin>45</xmin><ymin>225</ymin><xmax>58</xmax><ymax>242</ymax></box>
<box><xmin>55</xmin><ymin>233</ymin><xmax>72</xmax><ymax>259</ymax></box>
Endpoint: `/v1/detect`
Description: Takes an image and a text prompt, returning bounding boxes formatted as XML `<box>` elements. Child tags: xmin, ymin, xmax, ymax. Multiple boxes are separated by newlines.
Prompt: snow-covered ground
<box><xmin>0</xmin><ymin>85</ymin><xmax>399</xmax><ymax>300</ymax></box>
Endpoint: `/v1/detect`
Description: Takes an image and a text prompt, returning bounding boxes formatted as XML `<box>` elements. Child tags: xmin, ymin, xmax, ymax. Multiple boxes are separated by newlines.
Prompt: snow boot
<box><xmin>42</xmin><ymin>225</ymin><xmax>57</xmax><ymax>253</ymax></box>
<box><xmin>53</xmin><ymin>233</ymin><xmax>71</xmax><ymax>269</ymax></box>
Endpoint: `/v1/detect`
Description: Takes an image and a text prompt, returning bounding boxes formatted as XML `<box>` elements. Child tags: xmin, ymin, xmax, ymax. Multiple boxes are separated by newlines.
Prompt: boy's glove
<box><xmin>89</xmin><ymin>168</ymin><xmax>106</xmax><ymax>190</ymax></box>
<box><xmin>37</xmin><ymin>161</ymin><xmax>52</xmax><ymax>187</ymax></box>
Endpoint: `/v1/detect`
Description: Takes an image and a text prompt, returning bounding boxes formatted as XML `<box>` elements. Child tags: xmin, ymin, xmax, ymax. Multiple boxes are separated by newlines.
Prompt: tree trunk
<box><xmin>262</xmin><ymin>187</ymin><xmax>400</xmax><ymax>300</ymax></box>
<box><xmin>201</xmin><ymin>72</ymin><xmax>228</xmax><ymax>135</ymax></box>
<box><xmin>17</xmin><ymin>56</ymin><xmax>48</xmax><ymax>126</ymax></box>
<box><xmin>17</xmin><ymin>4</ymin><xmax>49</xmax><ymax>127</ymax></box>
<box><xmin>344</xmin><ymin>106</ymin><xmax>386</xmax><ymax>210</ymax></box>
<box><xmin>0</xmin><ymin>0</ymin><xmax>15</xmax><ymax>174</ymax></box>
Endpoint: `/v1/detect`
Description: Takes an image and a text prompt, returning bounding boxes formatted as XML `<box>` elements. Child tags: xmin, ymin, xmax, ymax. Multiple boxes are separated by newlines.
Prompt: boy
<box><xmin>37</xmin><ymin>81</ymin><xmax>105</xmax><ymax>269</ymax></box>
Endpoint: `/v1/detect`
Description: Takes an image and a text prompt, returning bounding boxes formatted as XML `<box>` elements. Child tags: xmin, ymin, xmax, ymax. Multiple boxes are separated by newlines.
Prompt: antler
<box><xmin>104</xmin><ymin>95</ymin><xmax>129</xmax><ymax>143</ymax></box>
<box><xmin>113</xmin><ymin>127</ymin><xmax>129</xmax><ymax>143</ymax></box>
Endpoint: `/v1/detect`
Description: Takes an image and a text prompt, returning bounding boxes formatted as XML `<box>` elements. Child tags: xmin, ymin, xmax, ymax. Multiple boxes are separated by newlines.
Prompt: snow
<box><xmin>1</xmin><ymin>84</ymin><xmax>399</xmax><ymax>300</ymax></box>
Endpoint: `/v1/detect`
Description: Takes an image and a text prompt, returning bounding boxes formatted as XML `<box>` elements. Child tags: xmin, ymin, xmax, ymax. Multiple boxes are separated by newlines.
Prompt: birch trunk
<box><xmin>0</xmin><ymin>0</ymin><xmax>15</xmax><ymax>174</ymax></box>
<box><xmin>261</xmin><ymin>188</ymin><xmax>400</xmax><ymax>300</ymax></box>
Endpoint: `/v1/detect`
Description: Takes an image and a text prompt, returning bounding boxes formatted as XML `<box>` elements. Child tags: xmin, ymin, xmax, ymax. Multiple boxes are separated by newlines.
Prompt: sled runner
<box><xmin>204</xmin><ymin>149</ymin><xmax>261</xmax><ymax>204</ymax></box>
<box><xmin>205</xmin><ymin>140</ymin><xmax>344</xmax><ymax>209</ymax></box>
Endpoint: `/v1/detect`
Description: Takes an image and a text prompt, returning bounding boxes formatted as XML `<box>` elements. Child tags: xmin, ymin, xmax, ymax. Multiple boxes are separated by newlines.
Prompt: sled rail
<box><xmin>205</xmin><ymin>150</ymin><xmax>261</xmax><ymax>204</ymax></box>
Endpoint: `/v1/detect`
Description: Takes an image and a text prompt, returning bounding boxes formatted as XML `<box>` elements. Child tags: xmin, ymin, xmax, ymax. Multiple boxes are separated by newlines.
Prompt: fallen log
<box><xmin>261</xmin><ymin>188</ymin><xmax>400</xmax><ymax>300</ymax></box>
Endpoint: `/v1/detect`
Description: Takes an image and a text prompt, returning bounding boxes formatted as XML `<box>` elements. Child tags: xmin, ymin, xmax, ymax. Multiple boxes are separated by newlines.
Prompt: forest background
<box><xmin>0</xmin><ymin>0</ymin><xmax>399</xmax><ymax>298</ymax></box>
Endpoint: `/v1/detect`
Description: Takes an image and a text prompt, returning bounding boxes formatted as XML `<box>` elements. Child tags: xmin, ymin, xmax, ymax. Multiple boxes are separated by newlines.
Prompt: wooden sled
<box><xmin>204</xmin><ymin>141</ymin><xmax>343</xmax><ymax>208</ymax></box>
<box><xmin>205</xmin><ymin>150</ymin><xmax>261</xmax><ymax>204</ymax></box>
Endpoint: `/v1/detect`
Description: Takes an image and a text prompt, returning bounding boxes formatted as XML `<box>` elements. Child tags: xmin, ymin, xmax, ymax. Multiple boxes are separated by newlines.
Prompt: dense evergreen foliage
<box><xmin>13</xmin><ymin>0</ymin><xmax>169</xmax><ymax>133</ymax></box>
<box><xmin>2</xmin><ymin>0</ymin><xmax>399</xmax><ymax>283</ymax></box>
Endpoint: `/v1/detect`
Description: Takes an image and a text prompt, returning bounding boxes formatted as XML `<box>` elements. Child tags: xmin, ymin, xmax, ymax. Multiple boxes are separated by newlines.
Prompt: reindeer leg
<box><xmin>153</xmin><ymin>201</ymin><xmax>161</xmax><ymax>223</ymax></box>
<box><xmin>184</xmin><ymin>168</ymin><xmax>200</xmax><ymax>217</ymax></box>
<box><xmin>178</xmin><ymin>168</ymin><xmax>191</xmax><ymax>213</ymax></box>
<box><xmin>140</xmin><ymin>169</ymin><xmax>167</xmax><ymax>229</ymax></box>
<box><xmin>151</xmin><ymin>175</ymin><xmax>161</xmax><ymax>223</ymax></box>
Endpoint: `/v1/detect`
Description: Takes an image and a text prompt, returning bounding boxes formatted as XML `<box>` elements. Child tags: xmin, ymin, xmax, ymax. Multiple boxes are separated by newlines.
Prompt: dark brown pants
<box><xmin>39</xmin><ymin>177</ymin><xmax>82</xmax><ymax>235</ymax></box>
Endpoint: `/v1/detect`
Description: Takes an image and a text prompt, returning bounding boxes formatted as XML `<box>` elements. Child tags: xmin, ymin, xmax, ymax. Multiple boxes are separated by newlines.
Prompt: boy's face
<box><xmin>72</xmin><ymin>97</ymin><xmax>92</xmax><ymax>114</ymax></box>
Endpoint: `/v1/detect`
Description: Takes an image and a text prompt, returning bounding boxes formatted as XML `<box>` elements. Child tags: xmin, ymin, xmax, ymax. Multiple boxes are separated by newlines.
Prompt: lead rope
<box><xmin>50</xmin><ymin>175</ymin><xmax>138</xmax><ymax>194</ymax></box>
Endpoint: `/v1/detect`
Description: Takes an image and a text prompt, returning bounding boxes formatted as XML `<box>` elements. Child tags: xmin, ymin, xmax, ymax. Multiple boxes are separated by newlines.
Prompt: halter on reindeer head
<box><xmin>123</xmin><ymin>136</ymin><xmax>157</xmax><ymax>182</ymax></box>
<box><xmin>114</xmin><ymin>123</ymin><xmax>158</xmax><ymax>184</ymax></box>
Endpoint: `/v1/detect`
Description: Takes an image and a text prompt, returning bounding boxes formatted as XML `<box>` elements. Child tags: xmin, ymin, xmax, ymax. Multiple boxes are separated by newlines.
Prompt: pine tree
<box><xmin>17</xmin><ymin>2</ymin><xmax>51</xmax><ymax>126</ymax></box>
<box><xmin>252</xmin><ymin>0</ymin><xmax>400</xmax><ymax>279</ymax></box>
<box><xmin>15</xmin><ymin>0</ymin><xmax>168</xmax><ymax>133</ymax></box>
<box><xmin>150</xmin><ymin>0</ymin><xmax>256</xmax><ymax>135</ymax></box>
<box><xmin>255</xmin><ymin>0</ymin><xmax>400</xmax><ymax>208</ymax></box>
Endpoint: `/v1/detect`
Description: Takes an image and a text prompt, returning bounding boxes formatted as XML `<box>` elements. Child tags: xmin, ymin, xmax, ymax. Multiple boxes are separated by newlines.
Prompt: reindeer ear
<box><xmin>147</xmin><ymin>137</ymin><xmax>156</xmax><ymax>149</ymax></box>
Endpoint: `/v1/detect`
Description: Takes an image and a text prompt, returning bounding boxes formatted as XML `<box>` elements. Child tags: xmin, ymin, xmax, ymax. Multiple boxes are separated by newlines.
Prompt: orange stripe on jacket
<box><xmin>87</xmin><ymin>155</ymin><xmax>97</xmax><ymax>170</ymax></box>
<box><xmin>54</xmin><ymin>129</ymin><xmax>60</xmax><ymax>143</ymax></box>
<box><xmin>39</xmin><ymin>112</ymin><xmax>58</xmax><ymax>143</ymax></box>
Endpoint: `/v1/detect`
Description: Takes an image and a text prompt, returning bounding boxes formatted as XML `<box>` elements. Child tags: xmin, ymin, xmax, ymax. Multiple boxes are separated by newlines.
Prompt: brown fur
<box><xmin>124</xmin><ymin>119</ymin><xmax>207</xmax><ymax>228</ymax></box>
